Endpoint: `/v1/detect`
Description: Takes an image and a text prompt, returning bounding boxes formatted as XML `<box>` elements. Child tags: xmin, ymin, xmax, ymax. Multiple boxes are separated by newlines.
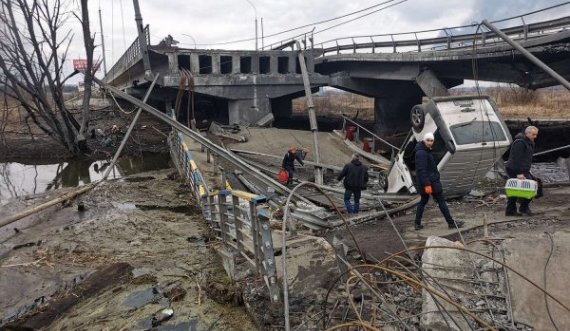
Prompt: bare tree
<box><xmin>0</xmin><ymin>0</ymin><xmax>90</xmax><ymax>154</ymax></box>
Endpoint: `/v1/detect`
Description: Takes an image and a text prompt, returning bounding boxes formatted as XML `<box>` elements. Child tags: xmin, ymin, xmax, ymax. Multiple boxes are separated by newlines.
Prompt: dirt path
<box><xmin>0</xmin><ymin>169</ymin><xmax>256</xmax><ymax>330</ymax></box>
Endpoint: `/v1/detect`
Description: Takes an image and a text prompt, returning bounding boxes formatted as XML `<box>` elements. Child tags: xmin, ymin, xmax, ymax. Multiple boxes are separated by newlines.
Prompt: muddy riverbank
<box><xmin>0</xmin><ymin>106</ymin><xmax>170</xmax><ymax>161</ymax></box>
<box><xmin>0</xmin><ymin>169</ymin><xmax>256</xmax><ymax>330</ymax></box>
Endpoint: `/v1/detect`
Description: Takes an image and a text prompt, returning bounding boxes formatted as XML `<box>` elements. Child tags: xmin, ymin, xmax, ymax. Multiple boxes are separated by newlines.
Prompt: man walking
<box><xmin>337</xmin><ymin>154</ymin><xmax>368</xmax><ymax>214</ymax></box>
<box><xmin>414</xmin><ymin>132</ymin><xmax>464</xmax><ymax>230</ymax></box>
<box><xmin>282</xmin><ymin>145</ymin><xmax>304</xmax><ymax>186</ymax></box>
<box><xmin>505</xmin><ymin>126</ymin><xmax>539</xmax><ymax>216</ymax></box>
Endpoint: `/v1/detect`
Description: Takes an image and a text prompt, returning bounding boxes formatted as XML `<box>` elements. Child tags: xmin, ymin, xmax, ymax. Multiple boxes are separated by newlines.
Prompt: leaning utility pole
<box><xmin>98</xmin><ymin>8</ymin><xmax>108</xmax><ymax>75</ymax></box>
<box><xmin>132</xmin><ymin>0</ymin><xmax>152</xmax><ymax>79</ymax></box>
<box><xmin>481</xmin><ymin>19</ymin><xmax>570</xmax><ymax>91</ymax></box>
<box><xmin>295</xmin><ymin>41</ymin><xmax>323</xmax><ymax>185</ymax></box>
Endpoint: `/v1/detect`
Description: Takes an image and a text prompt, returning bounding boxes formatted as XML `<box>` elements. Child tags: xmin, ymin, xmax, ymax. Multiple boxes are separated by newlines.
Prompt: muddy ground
<box><xmin>329</xmin><ymin>181</ymin><xmax>570</xmax><ymax>260</ymax></box>
<box><xmin>0</xmin><ymin>169</ymin><xmax>257</xmax><ymax>330</ymax></box>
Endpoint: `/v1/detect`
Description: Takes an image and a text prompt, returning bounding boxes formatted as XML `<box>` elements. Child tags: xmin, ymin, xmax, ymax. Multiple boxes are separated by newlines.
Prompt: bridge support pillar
<box><xmin>416</xmin><ymin>69</ymin><xmax>449</xmax><ymax>97</ymax></box>
<box><xmin>228</xmin><ymin>97</ymin><xmax>273</xmax><ymax>126</ymax></box>
<box><xmin>164</xmin><ymin>99</ymin><xmax>173</xmax><ymax>114</ymax></box>
<box><xmin>374</xmin><ymin>87</ymin><xmax>423</xmax><ymax>136</ymax></box>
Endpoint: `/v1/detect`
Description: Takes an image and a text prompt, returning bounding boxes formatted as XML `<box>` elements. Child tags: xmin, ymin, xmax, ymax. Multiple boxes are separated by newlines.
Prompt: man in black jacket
<box><xmin>414</xmin><ymin>132</ymin><xmax>464</xmax><ymax>230</ymax></box>
<box><xmin>282</xmin><ymin>146</ymin><xmax>304</xmax><ymax>186</ymax></box>
<box><xmin>337</xmin><ymin>154</ymin><xmax>368</xmax><ymax>214</ymax></box>
<box><xmin>505</xmin><ymin>126</ymin><xmax>539</xmax><ymax>216</ymax></box>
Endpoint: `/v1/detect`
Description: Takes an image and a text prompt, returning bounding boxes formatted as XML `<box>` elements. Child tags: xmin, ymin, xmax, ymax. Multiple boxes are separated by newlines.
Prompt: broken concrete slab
<box><xmin>420</xmin><ymin>236</ymin><xmax>474</xmax><ymax>331</ymax></box>
<box><xmin>503</xmin><ymin>230</ymin><xmax>570</xmax><ymax>331</ymax></box>
<box><xmin>274</xmin><ymin>235</ymin><xmax>338</xmax><ymax>303</ymax></box>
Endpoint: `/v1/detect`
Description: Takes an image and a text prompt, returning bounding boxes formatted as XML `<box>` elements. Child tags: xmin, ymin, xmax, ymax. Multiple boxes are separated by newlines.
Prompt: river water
<box><xmin>0</xmin><ymin>153</ymin><xmax>171</xmax><ymax>205</ymax></box>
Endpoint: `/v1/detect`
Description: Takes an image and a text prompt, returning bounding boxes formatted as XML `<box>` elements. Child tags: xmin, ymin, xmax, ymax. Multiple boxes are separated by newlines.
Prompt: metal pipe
<box><xmin>481</xmin><ymin>19</ymin><xmax>570</xmax><ymax>90</ymax></box>
<box><xmin>295</xmin><ymin>41</ymin><xmax>323</xmax><ymax>185</ymax></box>
<box><xmin>102</xmin><ymin>75</ymin><xmax>159</xmax><ymax>180</ymax></box>
<box><xmin>533</xmin><ymin>144</ymin><xmax>570</xmax><ymax>157</ymax></box>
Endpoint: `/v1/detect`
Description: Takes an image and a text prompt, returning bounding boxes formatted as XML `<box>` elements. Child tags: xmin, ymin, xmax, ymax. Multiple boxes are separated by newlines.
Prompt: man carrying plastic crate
<box><xmin>505</xmin><ymin>126</ymin><xmax>539</xmax><ymax>216</ymax></box>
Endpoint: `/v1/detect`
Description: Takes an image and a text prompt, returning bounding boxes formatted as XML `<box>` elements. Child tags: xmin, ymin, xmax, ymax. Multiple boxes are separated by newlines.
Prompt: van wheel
<box><xmin>378</xmin><ymin>172</ymin><xmax>388</xmax><ymax>191</ymax></box>
<box><xmin>410</xmin><ymin>105</ymin><xmax>425</xmax><ymax>132</ymax></box>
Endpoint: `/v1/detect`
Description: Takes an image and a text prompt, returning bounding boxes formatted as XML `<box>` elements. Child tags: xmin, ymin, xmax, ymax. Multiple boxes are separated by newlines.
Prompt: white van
<box><xmin>386</xmin><ymin>95</ymin><xmax>512</xmax><ymax>197</ymax></box>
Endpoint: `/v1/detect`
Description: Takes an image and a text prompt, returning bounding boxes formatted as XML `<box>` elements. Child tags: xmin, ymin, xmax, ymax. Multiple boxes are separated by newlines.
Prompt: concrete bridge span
<box><xmin>105</xmin><ymin>36</ymin><xmax>329</xmax><ymax>125</ymax></box>
<box><xmin>314</xmin><ymin>25</ymin><xmax>570</xmax><ymax>134</ymax></box>
<box><xmin>104</xmin><ymin>13</ymin><xmax>570</xmax><ymax>135</ymax></box>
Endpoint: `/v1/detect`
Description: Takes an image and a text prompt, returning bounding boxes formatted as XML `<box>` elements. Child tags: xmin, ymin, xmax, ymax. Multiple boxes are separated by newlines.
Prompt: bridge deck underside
<box><xmin>315</xmin><ymin>30</ymin><xmax>570</xmax><ymax>89</ymax></box>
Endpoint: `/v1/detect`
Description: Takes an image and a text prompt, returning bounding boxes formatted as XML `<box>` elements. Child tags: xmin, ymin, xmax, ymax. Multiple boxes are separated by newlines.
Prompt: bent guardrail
<box><xmin>316</xmin><ymin>15</ymin><xmax>570</xmax><ymax>57</ymax></box>
<box><xmin>169</xmin><ymin>129</ymin><xmax>280</xmax><ymax>304</ymax></box>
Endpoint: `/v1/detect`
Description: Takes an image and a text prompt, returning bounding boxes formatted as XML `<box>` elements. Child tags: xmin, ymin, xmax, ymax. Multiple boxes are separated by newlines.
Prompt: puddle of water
<box><xmin>114</xmin><ymin>202</ymin><xmax>138</xmax><ymax>210</ymax></box>
<box><xmin>137</xmin><ymin>316</ymin><xmax>199</xmax><ymax>331</ymax></box>
<box><xmin>122</xmin><ymin>288</ymin><xmax>164</xmax><ymax>310</ymax></box>
<box><xmin>0</xmin><ymin>152</ymin><xmax>171</xmax><ymax>205</ymax></box>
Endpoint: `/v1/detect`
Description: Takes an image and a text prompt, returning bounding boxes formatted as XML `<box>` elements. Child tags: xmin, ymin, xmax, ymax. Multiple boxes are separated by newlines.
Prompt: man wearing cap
<box><xmin>282</xmin><ymin>146</ymin><xmax>305</xmax><ymax>186</ymax></box>
<box><xmin>337</xmin><ymin>154</ymin><xmax>369</xmax><ymax>214</ymax></box>
<box><xmin>505</xmin><ymin>125</ymin><xmax>539</xmax><ymax>216</ymax></box>
<box><xmin>414</xmin><ymin>132</ymin><xmax>464</xmax><ymax>230</ymax></box>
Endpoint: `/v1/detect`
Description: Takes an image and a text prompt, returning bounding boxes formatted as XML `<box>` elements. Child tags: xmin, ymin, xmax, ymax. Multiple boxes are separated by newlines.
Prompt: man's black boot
<box><xmin>519</xmin><ymin>209</ymin><xmax>533</xmax><ymax>216</ymax></box>
<box><xmin>414</xmin><ymin>223</ymin><xmax>424</xmax><ymax>231</ymax></box>
<box><xmin>448</xmin><ymin>220</ymin><xmax>465</xmax><ymax>229</ymax></box>
<box><xmin>505</xmin><ymin>211</ymin><xmax>523</xmax><ymax>216</ymax></box>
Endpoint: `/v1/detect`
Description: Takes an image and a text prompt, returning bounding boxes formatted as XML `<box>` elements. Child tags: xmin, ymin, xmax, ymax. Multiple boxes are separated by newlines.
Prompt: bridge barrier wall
<box><xmin>174</xmin><ymin>50</ymin><xmax>314</xmax><ymax>76</ymax></box>
<box><xmin>169</xmin><ymin>130</ymin><xmax>280</xmax><ymax>303</ymax></box>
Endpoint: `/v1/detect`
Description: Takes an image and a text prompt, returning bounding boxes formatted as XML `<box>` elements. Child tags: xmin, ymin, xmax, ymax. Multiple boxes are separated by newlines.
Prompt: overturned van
<box><xmin>386</xmin><ymin>95</ymin><xmax>512</xmax><ymax>198</ymax></box>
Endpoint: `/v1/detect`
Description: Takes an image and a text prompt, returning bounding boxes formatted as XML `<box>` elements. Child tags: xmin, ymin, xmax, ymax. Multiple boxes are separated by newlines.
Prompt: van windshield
<box><xmin>450</xmin><ymin>121</ymin><xmax>506</xmax><ymax>145</ymax></box>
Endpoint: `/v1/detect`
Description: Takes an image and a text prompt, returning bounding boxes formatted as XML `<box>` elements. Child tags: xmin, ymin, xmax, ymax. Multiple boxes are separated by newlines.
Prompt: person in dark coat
<box><xmin>337</xmin><ymin>154</ymin><xmax>369</xmax><ymax>214</ymax></box>
<box><xmin>414</xmin><ymin>132</ymin><xmax>464</xmax><ymax>230</ymax></box>
<box><xmin>282</xmin><ymin>146</ymin><xmax>304</xmax><ymax>185</ymax></box>
<box><xmin>505</xmin><ymin>126</ymin><xmax>539</xmax><ymax>216</ymax></box>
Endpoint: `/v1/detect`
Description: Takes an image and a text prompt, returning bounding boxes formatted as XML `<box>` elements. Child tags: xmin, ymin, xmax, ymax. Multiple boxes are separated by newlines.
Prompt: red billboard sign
<box><xmin>73</xmin><ymin>59</ymin><xmax>101</xmax><ymax>72</ymax></box>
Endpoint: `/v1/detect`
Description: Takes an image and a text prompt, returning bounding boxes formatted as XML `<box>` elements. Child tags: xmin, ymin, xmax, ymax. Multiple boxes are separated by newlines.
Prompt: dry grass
<box><xmin>292</xmin><ymin>87</ymin><xmax>570</xmax><ymax>120</ymax></box>
<box><xmin>293</xmin><ymin>92</ymin><xmax>374</xmax><ymax>120</ymax></box>
<box><xmin>489</xmin><ymin>87</ymin><xmax>570</xmax><ymax>119</ymax></box>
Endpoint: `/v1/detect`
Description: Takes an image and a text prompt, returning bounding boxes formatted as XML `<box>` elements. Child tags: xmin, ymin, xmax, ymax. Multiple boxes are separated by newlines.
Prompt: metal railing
<box><xmin>169</xmin><ymin>131</ymin><xmax>208</xmax><ymax>201</ymax></box>
<box><xmin>202</xmin><ymin>190</ymin><xmax>279</xmax><ymax>303</ymax></box>
<box><xmin>169</xmin><ymin>130</ymin><xmax>280</xmax><ymax>303</ymax></box>
<box><xmin>315</xmin><ymin>15</ymin><xmax>570</xmax><ymax>57</ymax></box>
<box><xmin>341</xmin><ymin>116</ymin><xmax>399</xmax><ymax>158</ymax></box>
<box><xmin>104</xmin><ymin>25</ymin><xmax>150</xmax><ymax>84</ymax></box>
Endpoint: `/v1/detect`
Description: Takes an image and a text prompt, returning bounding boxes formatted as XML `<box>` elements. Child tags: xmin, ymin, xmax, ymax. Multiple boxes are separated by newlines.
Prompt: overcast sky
<box><xmin>62</xmin><ymin>0</ymin><xmax>568</xmax><ymax>80</ymax></box>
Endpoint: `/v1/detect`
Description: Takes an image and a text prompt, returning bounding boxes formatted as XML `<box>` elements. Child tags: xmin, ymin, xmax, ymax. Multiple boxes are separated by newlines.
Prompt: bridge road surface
<box><xmin>180</xmin><ymin>128</ymin><xmax>377</xmax><ymax>211</ymax></box>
